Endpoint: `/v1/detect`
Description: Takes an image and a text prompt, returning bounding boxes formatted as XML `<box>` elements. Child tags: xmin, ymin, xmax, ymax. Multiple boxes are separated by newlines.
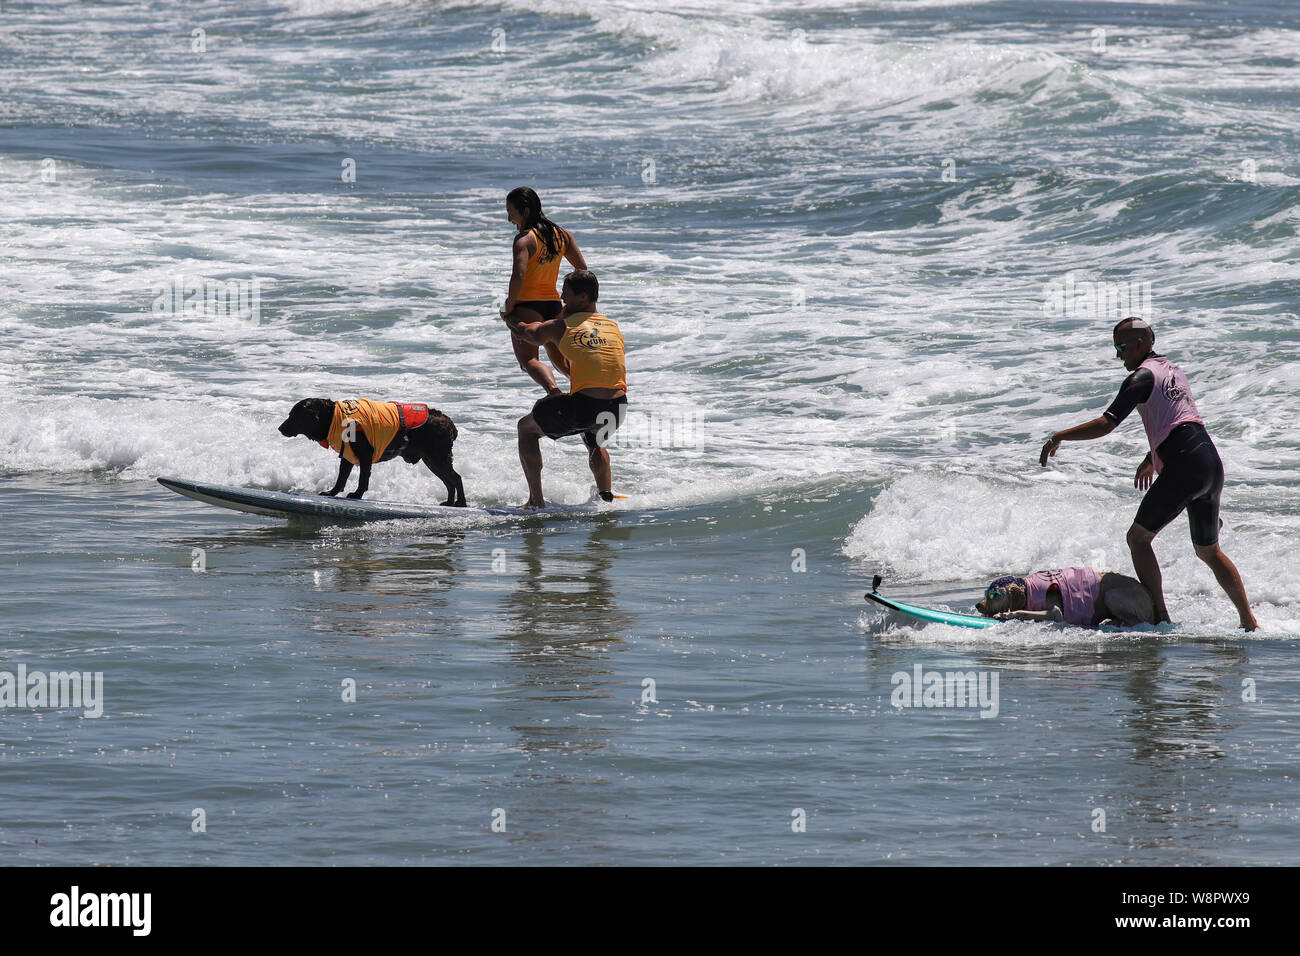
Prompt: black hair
<box><xmin>1113</xmin><ymin>316</ymin><xmax>1154</xmax><ymax>341</ymax></box>
<box><xmin>506</xmin><ymin>186</ymin><xmax>563</xmax><ymax>262</ymax></box>
<box><xmin>562</xmin><ymin>269</ymin><xmax>599</xmax><ymax>302</ymax></box>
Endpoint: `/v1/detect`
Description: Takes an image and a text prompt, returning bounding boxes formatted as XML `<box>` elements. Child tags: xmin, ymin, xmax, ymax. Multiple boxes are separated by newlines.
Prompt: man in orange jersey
<box><xmin>504</xmin><ymin>270</ymin><xmax>627</xmax><ymax>509</ymax></box>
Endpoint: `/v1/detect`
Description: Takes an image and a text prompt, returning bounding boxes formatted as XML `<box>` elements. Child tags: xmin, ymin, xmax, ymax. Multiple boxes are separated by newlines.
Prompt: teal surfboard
<box><xmin>865</xmin><ymin>578</ymin><xmax>997</xmax><ymax>629</ymax></box>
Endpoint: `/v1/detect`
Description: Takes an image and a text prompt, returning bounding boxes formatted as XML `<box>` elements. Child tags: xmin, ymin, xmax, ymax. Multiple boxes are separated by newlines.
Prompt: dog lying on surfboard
<box><xmin>278</xmin><ymin>398</ymin><xmax>466</xmax><ymax>506</ymax></box>
<box><xmin>975</xmin><ymin>568</ymin><xmax>1156</xmax><ymax>626</ymax></box>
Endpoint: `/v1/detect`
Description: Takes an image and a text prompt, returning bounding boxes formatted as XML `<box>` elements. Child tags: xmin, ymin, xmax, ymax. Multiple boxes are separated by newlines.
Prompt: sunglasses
<box><xmin>1114</xmin><ymin>337</ymin><xmax>1141</xmax><ymax>356</ymax></box>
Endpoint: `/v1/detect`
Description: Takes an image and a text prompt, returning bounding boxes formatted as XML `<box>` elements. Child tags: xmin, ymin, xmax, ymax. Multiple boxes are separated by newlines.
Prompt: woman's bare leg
<box><xmin>506</xmin><ymin>305</ymin><xmax>560</xmax><ymax>393</ymax></box>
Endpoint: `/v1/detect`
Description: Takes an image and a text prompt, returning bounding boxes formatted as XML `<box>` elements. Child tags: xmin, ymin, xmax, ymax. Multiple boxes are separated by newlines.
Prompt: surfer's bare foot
<box><xmin>1241</xmin><ymin>616</ymin><xmax>1259</xmax><ymax>632</ymax></box>
<box><xmin>518</xmin><ymin>498</ymin><xmax>546</xmax><ymax>510</ymax></box>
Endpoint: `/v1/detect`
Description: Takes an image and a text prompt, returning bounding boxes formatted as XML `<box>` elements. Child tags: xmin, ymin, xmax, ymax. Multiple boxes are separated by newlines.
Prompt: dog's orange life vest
<box><xmin>517</xmin><ymin>227</ymin><xmax>566</xmax><ymax>301</ymax></box>
<box><xmin>321</xmin><ymin>399</ymin><xmax>427</xmax><ymax>465</ymax></box>
<box><xmin>556</xmin><ymin>311</ymin><xmax>626</xmax><ymax>395</ymax></box>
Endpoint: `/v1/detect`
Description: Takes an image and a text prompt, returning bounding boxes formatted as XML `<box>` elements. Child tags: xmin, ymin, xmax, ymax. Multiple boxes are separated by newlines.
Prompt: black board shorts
<box><xmin>515</xmin><ymin>300</ymin><xmax>562</xmax><ymax>321</ymax></box>
<box><xmin>1134</xmin><ymin>422</ymin><xmax>1224</xmax><ymax>546</ymax></box>
<box><xmin>531</xmin><ymin>393</ymin><xmax>628</xmax><ymax>449</ymax></box>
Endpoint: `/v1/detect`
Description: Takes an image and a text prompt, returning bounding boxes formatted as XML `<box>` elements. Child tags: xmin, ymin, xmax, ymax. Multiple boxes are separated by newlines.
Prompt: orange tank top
<box><xmin>556</xmin><ymin>311</ymin><xmax>626</xmax><ymax>395</ymax></box>
<box><xmin>517</xmin><ymin>227</ymin><xmax>566</xmax><ymax>301</ymax></box>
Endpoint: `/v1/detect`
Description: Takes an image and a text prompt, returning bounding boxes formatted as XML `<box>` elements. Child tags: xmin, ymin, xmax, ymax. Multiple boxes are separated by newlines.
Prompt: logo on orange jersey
<box><xmin>573</xmin><ymin>327</ymin><xmax>608</xmax><ymax>350</ymax></box>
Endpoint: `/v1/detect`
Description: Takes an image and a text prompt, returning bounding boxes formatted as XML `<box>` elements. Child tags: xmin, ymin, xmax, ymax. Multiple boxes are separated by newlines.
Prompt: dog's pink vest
<box><xmin>1136</xmin><ymin>356</ymin><xmax>1203</xmax><ymax>473</ymax></box>
<box><xmin>1025</xmin><ymin>567</ymin><xmax>1101</xmax><ymax>626</ymax></box>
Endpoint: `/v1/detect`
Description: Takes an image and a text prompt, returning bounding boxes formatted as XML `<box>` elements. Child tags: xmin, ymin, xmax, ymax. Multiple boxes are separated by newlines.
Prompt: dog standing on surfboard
<box><xmin>278</xmin><ymin>398</ymin><xmax>466</xmax><ymax>506</ymax></box>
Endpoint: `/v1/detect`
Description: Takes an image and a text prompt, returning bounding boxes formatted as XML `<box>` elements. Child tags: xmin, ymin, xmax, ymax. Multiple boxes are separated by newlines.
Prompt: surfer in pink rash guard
<box><xmin>1038</xmin><ymin>317</ymin><xmax>1258</xmax><ymax>631</ymax></box>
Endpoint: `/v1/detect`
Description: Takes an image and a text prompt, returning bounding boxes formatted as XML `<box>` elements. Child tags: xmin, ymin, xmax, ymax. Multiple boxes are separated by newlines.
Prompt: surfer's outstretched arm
<box><xmin>546</xmin><ymin>342</ymin><xmax>571</xmax><ymax>377</ymax></box>
<box><xmin>1040</xmin><ymin>415</ymin><xmax>1116</xmax><ymax>465</ymax></box>
<box><xmin>996</xmin><ymin>606</ymin><xmax>1064</xmax><ymax>623</ymax></box>
<box><xmin>506</xmin><ymin>315</ymin><xmax>564</xmax><ymax>346</ymax></box>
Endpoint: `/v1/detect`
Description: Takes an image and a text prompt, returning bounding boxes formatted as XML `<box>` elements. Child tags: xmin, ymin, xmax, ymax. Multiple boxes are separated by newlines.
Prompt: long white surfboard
<box><xmin>157</xmin><ymin>476</ymin><xmax>614</xmax><ymax>522</ymax></box>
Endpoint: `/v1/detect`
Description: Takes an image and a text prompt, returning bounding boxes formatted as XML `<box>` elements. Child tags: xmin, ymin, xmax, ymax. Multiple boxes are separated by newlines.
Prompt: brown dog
<box><xmin>976</xmin><ymin>568</ymin><xmax>1156</xmax><ymax>626</ymax></box>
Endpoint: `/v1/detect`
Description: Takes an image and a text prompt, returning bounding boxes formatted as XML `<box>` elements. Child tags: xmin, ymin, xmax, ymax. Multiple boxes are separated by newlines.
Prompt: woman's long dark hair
<box><xmin>507</xmin><ymin>186</ymin><xmax>563</xmax><ymax>263</ymax></box>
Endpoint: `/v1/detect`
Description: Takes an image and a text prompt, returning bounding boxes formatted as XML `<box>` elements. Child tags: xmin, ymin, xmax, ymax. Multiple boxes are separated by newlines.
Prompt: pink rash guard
<box><xmin>1025</xmin><ymin>567</ymin><xmax>1102</xmax><ymax>626</ymax></box>
<box><xmin>1136</xmin><ymin>356</ymin><xmax>1204</xmax><ymax>473</ymax></box>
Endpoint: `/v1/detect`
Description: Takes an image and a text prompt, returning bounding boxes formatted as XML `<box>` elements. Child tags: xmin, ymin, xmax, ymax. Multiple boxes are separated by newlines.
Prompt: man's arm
<box><xmin>1102</xmin><ymin>367</ymin><xmax>1154</xmax><ymax>427</ymax></box>
<box><xmin>1041</xmin><ymin>367</ymin><xmax>1154</xmax><ymax>465</ymax></box>
<box><xmin>545</xmin><ymin>341</ymin><xmax>572</xmax><ymax>377</ymax></box>
<box><xmin>506</xmin><ymin>315</ymin><xmax>566</xmax><ymax>346</ymax></box>
<box><xmin>1040</xmin><ymin>416</ymin><xmax>1116</xmax><ymax>465</ymax></box>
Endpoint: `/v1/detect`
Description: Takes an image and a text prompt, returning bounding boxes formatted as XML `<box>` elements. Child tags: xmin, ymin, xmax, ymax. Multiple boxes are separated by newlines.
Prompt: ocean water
<box><xmin>1</xmin><ymin>0</ymin><xmax>1297</xmax><ymax>865</ymax></box>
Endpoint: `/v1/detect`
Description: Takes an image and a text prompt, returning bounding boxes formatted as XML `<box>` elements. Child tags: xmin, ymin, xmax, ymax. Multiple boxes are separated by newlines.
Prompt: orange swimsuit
<box><xmin>517</xmin><ymin>227</ymin><xmax>566</xmax><ymax>302</ymax></box>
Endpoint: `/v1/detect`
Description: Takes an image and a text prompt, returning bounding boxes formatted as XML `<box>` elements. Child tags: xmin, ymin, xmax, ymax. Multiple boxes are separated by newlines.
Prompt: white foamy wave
<box><xmin>844</xmin><ymin>470</ymin><xmax>1128</xmax><ymax>580</ymax></box>
<box><xmin>0</xmin><ymin>387</ymin><xmax>803</xmax><ymax>513</ymax></box>
<box><xmin>277</xmin><ymin>0</ymin><xmax>418</xmax><ymax>16</ymax></box>
<box><xmin>472</xmin><ymin>0</ymin><xmax>1067</xmax><ymax>117</ymax></box>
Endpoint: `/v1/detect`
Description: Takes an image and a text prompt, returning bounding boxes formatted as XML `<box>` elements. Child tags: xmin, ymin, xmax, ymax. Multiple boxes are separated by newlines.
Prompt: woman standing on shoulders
<box><xmin>500</xmin><ymin>187</ymin><xmax>587</xmax><ymax>395</ymax></box>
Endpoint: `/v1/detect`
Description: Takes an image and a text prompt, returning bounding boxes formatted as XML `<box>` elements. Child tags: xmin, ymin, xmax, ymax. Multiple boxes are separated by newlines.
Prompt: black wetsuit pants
<box><xmin>1134</xmin><ymin>422</ymin><xmax>1224</xmax><ymax>547</ymax></box>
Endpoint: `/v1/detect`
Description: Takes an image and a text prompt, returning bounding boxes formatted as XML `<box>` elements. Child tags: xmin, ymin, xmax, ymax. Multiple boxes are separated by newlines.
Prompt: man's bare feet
<box><xmin>1241</xmin><ymin>617</ymin><xmax>1259</xmax><ymax>632</ymax></box>
<box><xmin>518</xmin><ymin>499</ymin><xmax>546</xmax><ymax>510</ymax></box>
